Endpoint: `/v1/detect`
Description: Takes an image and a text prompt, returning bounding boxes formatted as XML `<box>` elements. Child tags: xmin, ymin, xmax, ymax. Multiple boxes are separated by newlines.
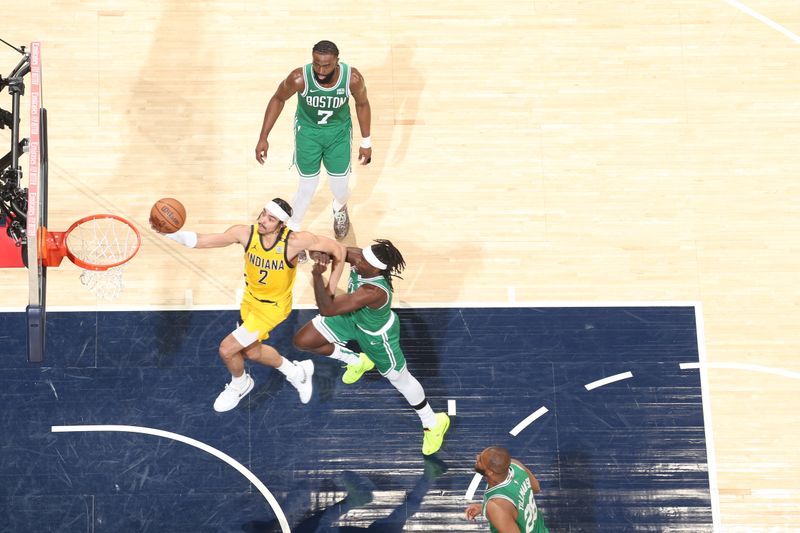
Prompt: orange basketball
<box><xmin>150</xmin><ymin>198</ymin><xmax>186</xmax><ymax>234</ymax></box>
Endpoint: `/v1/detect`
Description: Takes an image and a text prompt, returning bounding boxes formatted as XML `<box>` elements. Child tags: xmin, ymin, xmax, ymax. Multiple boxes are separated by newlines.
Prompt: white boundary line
<box><xmin>722</xmin><ymin>0</ymin><xmax>800</xmax><ymax>44</ymax></box>
<box><xmin>693</xmin><ymin>304</ymin><xmax>721</xmax><ymax>531</ymax></box>
<box><xmin>584</xmin><ymin>371</ymin><xmax>634</xmax><ymax>391</ymax></box>
<box><xmin>51</xmin><ymin>424</ymin><xmax>290</xmax><ymax>533</ymax></box>
<box><xmin>0</xmin><ymin>300</ymin><xmax>703</xmax><ymax>313</ymax></box>
<box><xmin>509</xmin><ymin>407</ymin><xmax>549</xmax><ymax>436</ymax></box>
<box><xmin>680</xmin><ymin>361</ymin><xmax>800</xmax><ymax>380</ymax></box>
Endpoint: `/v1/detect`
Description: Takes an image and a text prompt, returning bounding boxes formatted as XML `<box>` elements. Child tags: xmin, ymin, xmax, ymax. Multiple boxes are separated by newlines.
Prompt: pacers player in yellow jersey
<box><xmin>160</xmin><ymin>198</ymin><xmax>346</xmax><ymax>412</ymax></box>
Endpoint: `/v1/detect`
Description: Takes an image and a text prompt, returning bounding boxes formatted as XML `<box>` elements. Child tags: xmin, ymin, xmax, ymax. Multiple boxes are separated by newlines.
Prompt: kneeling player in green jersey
<box><xmin>465</xmin><ymin>446</ymin><xmax>550</xmax><ymax>533</ymax></box>
<box><xmin>292</xmin><ymin>239</ymin><xmax>450</xmax><ymax>455</ymax></box>
<box><xmin>255</xmin><ymin>40</ymin><xmax>373</xmax><ymax>242</ymax></box>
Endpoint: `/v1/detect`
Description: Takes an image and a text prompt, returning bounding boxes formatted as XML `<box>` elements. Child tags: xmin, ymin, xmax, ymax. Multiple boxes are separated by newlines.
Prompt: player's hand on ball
<box><xmin>311</xmin><ymin>260</ymin><xmax>328</xmax><ymax>276</ymax></box>
<box><xmin>309</xmin><ymin>251</ymin><xmax>330</xmax><ymax>265</ymax></box>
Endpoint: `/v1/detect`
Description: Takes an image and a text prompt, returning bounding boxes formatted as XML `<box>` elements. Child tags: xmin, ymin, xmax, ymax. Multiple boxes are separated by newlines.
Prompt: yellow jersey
<box><xmin>243</xmin><ymin>225</ymin><xmax>296</xmax><ymax>305</ymax></box>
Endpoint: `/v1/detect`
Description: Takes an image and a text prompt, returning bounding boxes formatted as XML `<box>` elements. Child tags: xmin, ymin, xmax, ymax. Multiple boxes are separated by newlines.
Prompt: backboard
<box><xmin>26</xmin><ymin>42</ymin><xmax>46</xmax><ymax>363</ymax></box>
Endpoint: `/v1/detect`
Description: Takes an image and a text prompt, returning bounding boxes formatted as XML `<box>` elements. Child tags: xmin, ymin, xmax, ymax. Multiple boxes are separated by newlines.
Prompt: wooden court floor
<box><xmin>3</xmin><ymin>1</ymin><xmax>800</xmax><ymax>530</ymax></box>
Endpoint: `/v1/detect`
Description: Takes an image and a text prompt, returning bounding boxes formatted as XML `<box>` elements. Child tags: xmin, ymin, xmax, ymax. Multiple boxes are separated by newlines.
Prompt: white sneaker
<box><xmin>287</xmin><ymin>360</ymin><xmax>314</xmax><ymax>404</ymax></box>
<box><xmin>213</xmin><ymin>374</ymin><xmax>254</xmax><ymax>413</ymax></box>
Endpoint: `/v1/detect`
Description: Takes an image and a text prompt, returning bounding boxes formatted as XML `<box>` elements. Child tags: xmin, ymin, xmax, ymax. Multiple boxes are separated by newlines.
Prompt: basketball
<box><xmin>150</xmin><ymin>198</ymin><xmax>186</xmax><ymax>234</ymax></box>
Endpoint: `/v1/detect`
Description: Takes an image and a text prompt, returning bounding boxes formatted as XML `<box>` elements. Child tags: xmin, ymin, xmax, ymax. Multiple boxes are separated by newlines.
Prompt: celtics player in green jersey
<box><xmin>292</xmin><ymin>239</ymin><xmax>451</xmax><ymax>456</ymax></box>
<box><xmin>465</xmin><ymin>447</ymin><xmax>549</xmax><ymax>533</ymax></box>
<box><xmin>255</xmin><ymin>40</ymin><xmax>372</xmax><ymax>242</ymax></box>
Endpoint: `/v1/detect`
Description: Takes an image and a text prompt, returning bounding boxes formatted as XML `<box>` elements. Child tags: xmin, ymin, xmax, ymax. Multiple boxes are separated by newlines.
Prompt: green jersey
<box><xmin>295</xmin><ymin>62</ymin><xmax>352</xmax><ymax>128</ymax></box>
<box><xmin>483</xmin><ymin>464</ymin><xmax>548</xmax><ymax>533</ymax></box>
<box><xmin>347</xmin><ymin>269</ymin><xmax>392</xmax><ymax>334</ymax></box>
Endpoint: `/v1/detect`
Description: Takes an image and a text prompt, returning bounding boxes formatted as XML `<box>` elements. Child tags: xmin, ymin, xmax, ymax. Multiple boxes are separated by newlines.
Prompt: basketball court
<box><xmin>2</xmin><ymin>1</ymin><xmax>799</xmax><ymax>531</ymax></box>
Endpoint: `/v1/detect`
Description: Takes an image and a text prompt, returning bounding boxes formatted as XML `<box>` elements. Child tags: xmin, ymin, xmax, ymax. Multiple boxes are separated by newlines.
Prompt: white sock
<box><xmin>330</xmin><ymin>344</ymin><xmax>360</xmax><ymax>365</ymax></box>
<box><xmin>276</xmin><ymin>357</ymin><xmax>301</xmax><ymax>381</ymax></box>
<box><xmin>417</xmin><ymin>403</ymin><xmax>437</xmax><ymax>429</ymax></box>
<box><xmin>230</xmin><ymin>372</ymin><xmax>249</xmax><ymax>390</ymax></box>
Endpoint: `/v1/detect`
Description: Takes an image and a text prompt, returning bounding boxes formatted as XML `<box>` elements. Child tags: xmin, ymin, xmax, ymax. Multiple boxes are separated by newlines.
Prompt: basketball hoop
<box><xmin>39</xmin><ymin>214</ymin><xmax>141</xmax><ymax>300</ymax></box>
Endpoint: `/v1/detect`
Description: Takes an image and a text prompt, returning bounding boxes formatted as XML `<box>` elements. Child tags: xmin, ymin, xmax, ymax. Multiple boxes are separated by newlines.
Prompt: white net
<box><xmin>66</xmin><ymin>216</ymin><xmax>140</xmax><ymax>300</ymax></box>
<box><xmin>79</xmin><ymin>265</ymin><xmax>128</xmax><ymax>300</ymax></box>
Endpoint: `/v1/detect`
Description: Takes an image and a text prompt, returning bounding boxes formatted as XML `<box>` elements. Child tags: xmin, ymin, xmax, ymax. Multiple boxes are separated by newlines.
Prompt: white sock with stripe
<box><xmin>415</xmin><ymin>401</ymin><xmax>437</xmax><ymax>429</ymax></box>
<box><xmin>330</xmin><ymin>343</ymin><xmax>360</xmax><ymax>365</ymax></box>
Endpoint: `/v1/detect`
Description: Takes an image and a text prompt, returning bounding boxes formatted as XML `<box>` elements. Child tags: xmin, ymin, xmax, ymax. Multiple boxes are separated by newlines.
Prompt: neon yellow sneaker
<box><xmin>422</xmin><ymin>413</ymin><xmax>450</xmax><ymax>455</ymax></box>
<box><xmin>342</xmin><ymin>353</ymin><xmax>375</xmax><ymax>384</ymax></box>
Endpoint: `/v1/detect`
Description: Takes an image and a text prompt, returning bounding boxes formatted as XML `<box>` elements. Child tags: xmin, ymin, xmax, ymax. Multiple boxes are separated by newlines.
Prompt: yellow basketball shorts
<box><xmin>239</xmin><ymin>293</ymin><xmax>291</xmax><ymax>341</ymax></box>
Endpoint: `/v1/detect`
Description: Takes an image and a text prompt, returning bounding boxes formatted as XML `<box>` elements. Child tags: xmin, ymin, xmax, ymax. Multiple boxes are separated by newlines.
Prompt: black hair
<box><xmin>271</xmin><ymin>197</ymin><xmax>293</xmax><ymax>221</ymax></box>
<box><xmin>370</xmin><ymin>239</ymin><xmax>405</xmax><ymax>289</ymax></box>
<box><xmin>312</xmin><ymin>40</ymin><xmax>340</xmax><ymax>57</ymax></box>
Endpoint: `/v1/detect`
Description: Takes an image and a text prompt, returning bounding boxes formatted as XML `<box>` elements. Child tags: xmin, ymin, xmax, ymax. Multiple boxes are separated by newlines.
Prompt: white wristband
<box><xmin>165</xmin><ymin>230</ymin><xmax>198</xmax><ymax>248</ymax></box>
<box><xmin>360</xmin><ymin>136</ymin><xmax>372</xmax><ymax>149</ymax></box>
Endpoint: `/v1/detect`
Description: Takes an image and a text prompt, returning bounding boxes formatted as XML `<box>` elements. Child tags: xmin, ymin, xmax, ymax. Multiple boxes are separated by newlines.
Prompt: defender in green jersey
<box><xmin>465</xmin><ymin>447</ymin><xmax>549</xmax><ymax>533</ymax></box>
<box><xmin>255</xmin><ymin>40</ymin><xmax>372</xmax><ymax>241</ymax></box>
<box><xmin>293</xmin><ymin>240</ymin><xmax>450</xmax><ymax>455</ymax></box>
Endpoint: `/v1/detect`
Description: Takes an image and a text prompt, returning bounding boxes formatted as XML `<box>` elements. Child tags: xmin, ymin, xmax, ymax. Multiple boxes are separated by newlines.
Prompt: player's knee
<box><xmin>222</xmin><ymin>324</ymin><xmax>259</xmax><ymax>359</ymax></box>
<box><xmin>292</xmin><ymin>329</ymin><xmax>310</xmax><ymax>350</ymax></box>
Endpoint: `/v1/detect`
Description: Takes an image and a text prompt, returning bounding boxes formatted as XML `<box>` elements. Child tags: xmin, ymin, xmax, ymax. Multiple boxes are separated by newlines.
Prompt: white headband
<box><xmin>265</xmin><ymin>200</ymin><xmax>290</xmax><ymax>222</ymax></box>
<box><xmin>362</xmin><ymin>246</ymin><xmax>388</xmax><ymax>270</ymax></box>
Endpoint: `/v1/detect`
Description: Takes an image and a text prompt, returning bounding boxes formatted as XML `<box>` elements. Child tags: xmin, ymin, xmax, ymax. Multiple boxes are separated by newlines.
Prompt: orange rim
<box><xmin>63</xmin><ymin>214</ymin><xmax>141</xmax><ymax>271</ymax></box>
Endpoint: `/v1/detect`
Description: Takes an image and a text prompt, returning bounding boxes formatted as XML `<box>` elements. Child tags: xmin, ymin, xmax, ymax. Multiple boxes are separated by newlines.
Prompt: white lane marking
<box><xmin>680</xmin><ymin>361</ymin><xmax>800</xmax><ymax>380</ymax></box>
<box><xmin>509</xmin><ymin>406</ymin><xmax>549</xmax><ymax>437</ymax></box>
<box><xmin>722</xmin><ymin>0</ymin><xmax>800</xmax><ymax>45</ymax></box>
<box><xmin>692</xmin><ymin>304</ymin><xmax>721</xmax><ymax>532</ymax></box>
<box><xmin>585</xmin><ymin>371</ymin><xmax>634</xmax><ymax>391</ymax></box>
<box><xmin>465</xmin><ymin>473</ymin><xmax>483</xmax><ymax>501</ymax></box>
<box><xmin>51</xmin><ymin>424</ymin><xmax>289</xmax><ymax>533</ymax></box>
<box><xmin>448</xmin><ymin>399</ymin><xmax>457</xmax><ymax>416</ymax></box>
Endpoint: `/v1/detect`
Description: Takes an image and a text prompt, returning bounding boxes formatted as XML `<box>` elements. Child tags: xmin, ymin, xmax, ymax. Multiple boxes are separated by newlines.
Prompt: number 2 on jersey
<box><xmin>258</xmin><ymin>269</ymin><xmax>268</xmax><ymax>284</ymax></box>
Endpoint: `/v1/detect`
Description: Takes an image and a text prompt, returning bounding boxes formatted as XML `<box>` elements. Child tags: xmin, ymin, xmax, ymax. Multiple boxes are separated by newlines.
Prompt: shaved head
<box><xmin>475</xmin><ymin>446</ymin><xmax>512</xmax><ymax>477</ymax></box>
<box><xmin>483</xmin><ymin>446</ymin><xmax>511</xmax><ymax>474</ymax></box>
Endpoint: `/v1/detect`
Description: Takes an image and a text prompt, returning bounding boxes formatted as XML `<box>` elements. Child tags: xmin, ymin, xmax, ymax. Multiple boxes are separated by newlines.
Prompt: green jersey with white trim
<box><xmin>483</xmin><ymin>463</ymin><xmax>549</xmax><ymax>533</ymax></box>
<box><xmin>347</xmin><ymin>269</ymin><xmax>392</xmax><ymax>333</ymax></box>
<box><xmin>296</xmin><ymin>63</ymin><xmax>352</xmax><ymax>128</ymax></box>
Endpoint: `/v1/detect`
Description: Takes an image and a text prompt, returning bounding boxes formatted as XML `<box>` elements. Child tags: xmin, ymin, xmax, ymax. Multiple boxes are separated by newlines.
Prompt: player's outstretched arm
<box><xmin>312</xmin><ymin>276</ymin><xmax>385</xmax><ymax>317</ymax></box>
<box><xmin>289</xmin><ymin>231</ymin><xmax>347</xmax><ymax>290</ymax></box>
<box><xmin>162</xmin><ymin>225</ymin><xmax>249</xmax><ymax>250</ymax></box>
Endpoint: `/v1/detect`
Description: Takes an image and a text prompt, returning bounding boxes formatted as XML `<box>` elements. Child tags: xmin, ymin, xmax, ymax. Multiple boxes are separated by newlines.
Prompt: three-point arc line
<box><xmin>51</xmin><ymin>424</ymin><xmax>290</xmax><ymax>533</ymax></box>
<box><xmin>585</xmin><ymin>371</ymin><xmax>634</xmax><ymax>391</ymax></box>
<box><xmin>465</xmin><ymin>370</ymin><xmax>636</xmax><ymax>500</ymax></box>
